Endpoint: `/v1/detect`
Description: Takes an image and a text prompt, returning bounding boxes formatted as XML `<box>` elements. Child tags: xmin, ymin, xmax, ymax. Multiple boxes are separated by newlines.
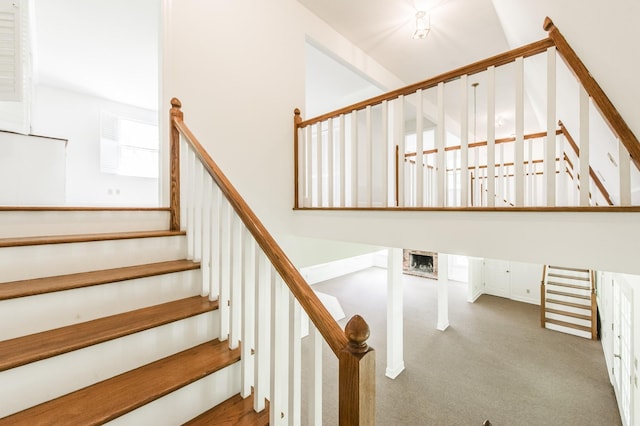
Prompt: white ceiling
<box><xmin>33</xmin><ymin>0</ymin><xmax>159</xmax><ymax>111</ymax></box>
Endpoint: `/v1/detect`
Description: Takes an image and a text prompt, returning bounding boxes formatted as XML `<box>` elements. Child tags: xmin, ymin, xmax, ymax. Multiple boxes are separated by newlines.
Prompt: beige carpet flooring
<box><xmin>304</xmin><ymin>267</ymin><xmax>621</xmax><ymax>426</ymax></box>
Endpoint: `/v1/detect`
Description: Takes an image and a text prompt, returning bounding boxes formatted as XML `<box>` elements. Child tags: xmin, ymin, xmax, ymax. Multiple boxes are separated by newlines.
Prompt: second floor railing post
<box><xmin>339</xmin><ymin>315</ymin><xmax>375</xmax><ymax>425</ymax></box>
<box><xmin>169</xmin><ymin>98</ymin><xmax>183</xmax><ymax>231</ymax></box>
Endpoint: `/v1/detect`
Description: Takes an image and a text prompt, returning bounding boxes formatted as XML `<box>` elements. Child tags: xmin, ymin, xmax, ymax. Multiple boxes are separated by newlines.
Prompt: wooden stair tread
<box><xmin>0</xmin><ymin>230</ymin><xmax>186</xmax><ymax>248</ymax></box>
<box><xmin>0</xmin><ymin>340</ymin><xmax>239</xmax><ymax>425</ymax></box>
<box><xmin>548</xmin><ymin>265</ymin><xmax>589</xmax><ymax>273</ymax></box>
<box><xmin>185</xmin><ymin>393</ymin><xmax>269</xmax><ymax>426</ymax></box>
<box><xmin>0</xmin><ymin>259</ymin><xmax>200</xmax><ymax>300</ymax></box>
<box><xmin>0</xmin><ymin>296</ymin><xmax>218</xmax><ymax>372</ymax></box>
<box><xmin>545</xmin><ymin>318</ymin><xmax>592</xmax><ymax>333</ymax></box>
<box><xmin>546</xmin><ymin>298</ymin><xmax>591</xmax><ymax>310</ymax></box>
<box><xmin>547</xmin><ymin>272</ymin><xmax>589</xmax><ymax>281</ymax></box>
<box><xmin>545</xmin><ymin>307</ymin><xmax>592</xmax><ymax>321</ymax></box>
<box><xmin>546</xmin><ymin>280</ymin><xmax>590</xmax><ymax>290</ymax></box>
<box><xmin>547</xmin><ymin>289</ymin><xmax>591</xmax><ymax>300</ymax></box>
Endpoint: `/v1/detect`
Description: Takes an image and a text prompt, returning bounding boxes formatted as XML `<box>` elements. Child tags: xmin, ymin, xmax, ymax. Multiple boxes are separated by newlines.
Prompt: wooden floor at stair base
<box><xmin>184</xmin><ymin>393</ymin><xmax>269</xmax><ymax>426</ymax></box>
<box><xmin>0</xmin><ymin>341</ymin><xmax>240</xmax><ymax>425</ymax></box>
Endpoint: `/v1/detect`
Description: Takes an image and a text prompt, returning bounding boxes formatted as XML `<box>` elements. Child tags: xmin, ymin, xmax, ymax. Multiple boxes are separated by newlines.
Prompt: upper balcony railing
<box><xmin>293</xmin><ymin>18</ymin><xmax>640</xmax><ymax>210</ymax></box>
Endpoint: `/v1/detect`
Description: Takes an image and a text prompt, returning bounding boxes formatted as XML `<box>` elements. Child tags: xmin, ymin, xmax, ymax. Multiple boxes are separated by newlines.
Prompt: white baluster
<box><xmin>305</xmin><ymin>126</ymin><xmax>312</xmax><ymax>208</ymax></box>
<box><xmin>307</xmin><ymin>322</ymin><xmax>322</xmax><ymax>426</ymax></box>
<box><xmin>416</xmin><ymin>89</ymin><xmax>424</xmax><ymax>207</ymax></box>
<box><xmin>436</xmin><ymin>82</ymin><xmax>445</xmax><ymax>207</ymax></box>
<box><xmin>515</xmin><ymin>56</ymin><xmax>525</xmax><ymax>206</ymax></box>
<box><xmin>254</xmin><ymin>250</ymin><xmax>270</xmax><ymax>412</ymax></box>
<box><xmin>298</xmin><ymin>126</ymin><xmax>306</xmax><ymax>207</ymax></box>
<box><xmin>486</xmin><ymin>65</ymin><xmax>496</xmax><ymax>207</ymax></box>
<box><xmin>288</xmin><ymin>293</ymin><xmax>301</xmax><ymax>426</ymax></box>
<box><xmin>270</xmin><ymin>273</ymin><xmax>288</xmax><ymax>425</ymax></box>
<box><xmin>396</xmin><ymin>96</ymin><xmax>406</xmax><ymax>207</ymax></box>
<box><xmin>209</xmin><ymin>186</ymin><xmax>221</xmax><ymax>301</ymax></box>
<box><xmin>327</xmin><ymin>118</ymin><xmax>334</xmax><ymax>208</ymax></box>
<box><xmin>339</xmin><ymin>114</ymin><xmax>346</xmax><ymax>207</ymax></box>
<box><xmin>381</xmin><ymin>100</ymin><xmax>389</xmax><ymax>207</ymax></box>
<box><xmin>350</xmin><ymin>110</ymin><xmax>358</xmax><ymax>207</ymax></box>
<box><xmin>193</xmin><ymin>163</ymin><xmax>203</xmax><ymax>262</ymax></box>
<box><xmin>460</xmin><ymin>75</ymin><xmax>469</xmax><ymax>207</ymax></box>
<box><xmin>316</xmin><ymin>122</ymin><xmax>323</xmax><ymax>207</ymax></box>
<box><xmin>619</xmin><ymin>140</ymin><xmax>631</xmax><ymax>206</ymax></box>
<box><xmin>579</xmin><ymin>86</ymin><xmax>590</xmax><ymax>206</ymax></box>
<box><xmin>186</xmin><ymin>149</ymin><xmax>195</xmax><ymax>259</ymax></box>
<box><xmin>546</xmin><ymin>46</ymin><xmax>557</xmax><ymax>206</ymax></box>
<box><xmin>219</xmin><ymin>198</ymin><xmax>231</xmax><ymax>341</ymax></box>
<box><xmin>241</xmin><ymin>226</ymin><xmax>255</xmax><ymax>398</ymax></box>
<box><xmin>200</xmin><ymin>177</ymin><xmax>212</xmax><ymax>297</ymax></box>
<box><xmin>229</xmin><ymin>213</ymin><xmax>242</xmax><ymax>350</ymax></box>
<box><xmin>365</xmin><ymin>105</ymin><xmax>373</xmax><ymax>207</ymax></box>
<box><xmin>179</xmin><ymin>138</ymin><xmax>188</xmax><ymax>230</ymax></box>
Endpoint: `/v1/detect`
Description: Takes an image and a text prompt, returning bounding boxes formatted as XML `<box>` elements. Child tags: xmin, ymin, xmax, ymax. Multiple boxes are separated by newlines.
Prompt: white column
<box><xmin>386</xmin><ymin>248</ymin><xmax>405</xmax><ymax>379</ymax></box>
<box><xmin>437</xmin><ymin>253</ymin><xmax>449</xmax><ymax>331</ymax></box>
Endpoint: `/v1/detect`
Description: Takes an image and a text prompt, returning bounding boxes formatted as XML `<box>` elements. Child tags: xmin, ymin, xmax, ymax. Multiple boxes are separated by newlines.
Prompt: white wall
<box><xmin>31</xmin><ymin>85</ymin><xmax>159</xmax><ymax>206</ymax></box>
<box><xmin>0</xmin><ymin>132</ymin><xmax>65</xmax><ymax>205</ymax></box>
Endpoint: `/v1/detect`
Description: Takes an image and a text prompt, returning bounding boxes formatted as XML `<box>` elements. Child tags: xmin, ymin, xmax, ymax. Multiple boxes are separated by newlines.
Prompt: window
<box><xmin>100</xmin><ymin>112</ymin><xmax>159</xmax><ymax>178</ymax></box>
<box><xmin>0</xmin><ymin>0</ymin><xmax>22</xmax><ymax>102</ymax></box>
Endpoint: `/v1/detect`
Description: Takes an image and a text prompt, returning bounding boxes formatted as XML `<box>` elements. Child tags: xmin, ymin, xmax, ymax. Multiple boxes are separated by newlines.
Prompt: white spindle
<box><xmin>193</xmin><ymin>163</ymin><xmax>203</xmax><ymax>262</ymax></box>
<box><xmin>298</xmin><ymin>126</ymin><xmax>306</xmax><ymax>207</ymax></box>
<box><xmin>186</xmin><ymin>149</ymin><xmax>196</xmax><ymax>259</ymax></box>
<box><xmin>219</xmin><ymin>198</ymin><xmax>231</xmax><ymax>341</ymax></box>
<box><xmin>436</xmin><ymin>82</ymin><xmax>445</xmax><ymax>207</ymax></box>
<box><xmin>416</xmin><ymin>89</ymin><xmax>424</xmax><ymax>207</ymax></box>
<box><xmin>396</xmin><ymin>96</ymin><xmax>405</xmax><ymax>207</ymax></box>
<box><xmin>515</xmin><ymin>56</ymin><xmax>525</xmax><ymax>206</ymax></box>
<box><xmin>579</xmin><ymin>86</ymin><xmax>590</xmax><ymax>206</ymax></box>
<box><xmin>327</xmin><ymin>117</ymin><xmax>334</xmax><ymax>208</ymax></box>
<box><xmin>498</xmin><ymin>143</ymin><xmax>505</xmax><ymax>205</ymax></box>
<box><xmin>210</xmin><ymin>186</ymin><xmax>221</xmax><ymax>301</ymax></box>
<box><xmin>316</xmin><ymin>123</ymin><xmax>323</xmax><ymax>207</ymax></box>
<box><xmin>241</xmin><ymin>227</ymin><xmax>256</xmax><ymax>398</ymax></box>
<box><xmin>254</xmin><ymin>250</ymin><xmax>270</xmax><ymax>411</ymax></box>
<box><xmin>304</xmin><ymin>126</ymin><xmax>312</xmax><ymax>207</ymax></box>
<box><xmin>558</xmin><ymin>136</ymin><xmax>567</xmax><ymax>206</ymax></box>
<box><xmin>288</xmin><ymin>293</ymin><xmax>302</xmax><ymax>426</ymax></box>
<box><xmin>270</xmin><ymin>273</ymin><xmax>288</xmax><ymax>425</ymax></box>
<box><xmin>486</xmin><ymin>66</ymin><xmax>496</xmax><ymax>207</ymax></box>
<box><xmin>307</xmin><ymin>322</ymin><xmax>322</xmax><ymax>426</ymax></box>
<box><xmin>460</xmin><ymin>75</ymin><xmax>469</xmax><ymax>207</ymax></box>
<box><xmin>365</xmin><ymin>105</ymin><xmax>373</xmax><ymax>207</ymax></box>
<box><xmin>179</xmin><ymin>137</ymin><xmax>188</xmax><ymax>231</ymax></box>
<box><xmin>339</xmin><ymin>114</ymin><xmax>346</xmax><ymax>207</ymax></box>
<box><xmin>200</xmin><ymin>177</ymin><xmax>212</xmax><ymax>297</ymax></box>
<box><xmin>546</xmin><ymin>46</ymin><xmax>557</xmax><ymax>206</ymax></box>
<box><xmin>350</xmin><ymin>110</ymin><xmax>358</xmax><ymax>207</ymax></box>
<box><xmin>619</xmin><ymin>141</ymin><xmax>631</xmax><ymax>206</ymax></box>
<box><xmin>381</xmin><ymin>100</ymin><xmax>389</xmax><ymax>207</ymax></box>
<box><xmin>229</xmin><ymin>213</ymin><xmax>242</xmax><ymax>349</ymax></box>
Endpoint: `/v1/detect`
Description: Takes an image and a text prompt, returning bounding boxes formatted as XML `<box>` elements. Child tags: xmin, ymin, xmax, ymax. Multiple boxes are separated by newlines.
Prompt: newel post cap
<box><xmin>345</xmin><ymin>315</ymin><xmax>371</xmax><ymax>354</ymax></box>
<box><xmin>543</xmin><ymin>17</ymin><xmax>555</xmax><ymax>32</ymax></box>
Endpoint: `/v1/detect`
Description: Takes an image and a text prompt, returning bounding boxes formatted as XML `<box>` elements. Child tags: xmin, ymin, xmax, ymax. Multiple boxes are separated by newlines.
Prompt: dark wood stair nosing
<box><xmin>548</xmin><ymin>265</ymin><xmax>590</xmax><ymax>273</ymax></box>
<box><xmin>0</xmin><ymin>296</ymin><xmax>218</xmax><ymax>372</ymax></box>
<box><xmin>0</xmin><ymin>230</ymin><xmax>186</xmax><ymax>249</ymax></box>
<box><xmin>0</xmin><ymin>259</ymin><xmax>201</xmax><ymax>301</ymax></box>
<box><xmin>0</xmin><ymin>340</ymin><xmax>240</xmax><ymax>425</ymax></box>
<box><xmin>547</xmin><ymin>272</ymin><xmax>590</xmax><ymax>281</ymax></box>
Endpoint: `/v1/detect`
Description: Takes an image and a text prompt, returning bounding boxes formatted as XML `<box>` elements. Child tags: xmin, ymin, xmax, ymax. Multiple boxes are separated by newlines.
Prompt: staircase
<box><xmin>0</xmin><ymin>208</ymin><xmax>267</xmax><ymax>424</ymax></box>
<box><xmin>541</xmin><ymin>265</ymin><xmax>597</xmax><ymax>340</ymax></box>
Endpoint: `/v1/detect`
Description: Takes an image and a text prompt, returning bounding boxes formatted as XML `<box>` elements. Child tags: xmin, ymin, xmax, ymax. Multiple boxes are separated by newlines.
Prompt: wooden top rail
<box><xmin>544</xmin><ymin>17</ymin><xmax>640</xmax><ymax>171</ymax></box>
<box><xmin>170</xmin><ymin>99</ymin><xmax>348</xmax><ymax>356</ymax></box>
<box><xmin>297</xmin><ymin>38</ymin><xmax>553</xmax><ymax>128</ymax></box>
<box><xmin>404</xmin><ymin>130</ymin><xmax>561</xmax><ymax>158</ymax></box>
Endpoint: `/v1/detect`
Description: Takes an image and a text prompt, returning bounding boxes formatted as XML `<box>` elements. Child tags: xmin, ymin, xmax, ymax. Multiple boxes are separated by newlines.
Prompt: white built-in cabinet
<box><xmin>480</xmin><ymin>259</ymin><xmax>542</xmax><ymax>305</ymax></box>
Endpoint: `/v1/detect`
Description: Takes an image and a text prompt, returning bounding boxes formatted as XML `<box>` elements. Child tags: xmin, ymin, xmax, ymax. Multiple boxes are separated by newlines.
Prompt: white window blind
<box><xmin>0</xmin><ymin>0</ymin><xmax>21</xmax><ymax>101</ymax></box>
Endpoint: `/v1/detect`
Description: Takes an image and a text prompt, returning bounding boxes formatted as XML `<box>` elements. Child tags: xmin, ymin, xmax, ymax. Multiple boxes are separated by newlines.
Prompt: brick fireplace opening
<box><xmin>403</xmin><ymin>249</ymin><xmax>438</xmax><ymax>279</ymax></box>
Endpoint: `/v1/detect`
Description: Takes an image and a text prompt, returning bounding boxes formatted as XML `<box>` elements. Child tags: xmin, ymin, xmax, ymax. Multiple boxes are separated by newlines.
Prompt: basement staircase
<box><xmin>0</xmin><ymin>208</ymin><xmax>268</xmax><ymax>425</ymax></box>
<box><xmin>541</xmin><ymin>265</ymin><xmax>597</xmax><ymax>340</ymax></box>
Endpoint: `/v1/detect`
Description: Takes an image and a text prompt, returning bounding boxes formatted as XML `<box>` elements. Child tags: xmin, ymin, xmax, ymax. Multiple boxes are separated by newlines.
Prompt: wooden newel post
<box><xmin>169</xmin><ymin>98</ymin><xmax>183</xmax><ymax>231</ymax></box>
<box><xmin>293</xmin><ymin>108</ymin><xmax>302</xmax><ymax>209</ymax></box>
<box><xmin>339</xmin><ymin>315</ymin><xmax>375</xmax><ymax>425</ymax></box>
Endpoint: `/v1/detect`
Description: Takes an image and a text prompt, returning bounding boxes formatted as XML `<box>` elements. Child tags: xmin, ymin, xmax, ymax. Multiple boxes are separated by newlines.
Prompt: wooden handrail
<box><xmin>544</xmin><ymin>17</ymin><xmax>640</xmax><ymax>171</ymax></box>
<box><xmin>558</xmin><ymin>120</ymin><xmax>613</xmax><ymax>205</ymax></box>
<box><xmin>404</xmin><ymin>130</ymin><xmax>560</xmax><ymax>158</ymax></box>
<box><xmin>170</xmin><ymin>99</ymin><xmax>347</xmax><ymax>356</ymax></box>
<box><xmin>170</xmin><ymin>99</ymin><xmax>374</xmax><ymax>424</ymax></box>
<box><xmin>297</xmin><ymin>38</ymin><xmax>553</xmax><ymax>128</ymax></box>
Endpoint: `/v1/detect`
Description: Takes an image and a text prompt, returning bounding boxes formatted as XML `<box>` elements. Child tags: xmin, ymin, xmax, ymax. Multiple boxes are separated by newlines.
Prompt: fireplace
<box><xmin>403</xmin><ymin>249</ymin><xmax>438</xmax><ymax>279</ymax></box>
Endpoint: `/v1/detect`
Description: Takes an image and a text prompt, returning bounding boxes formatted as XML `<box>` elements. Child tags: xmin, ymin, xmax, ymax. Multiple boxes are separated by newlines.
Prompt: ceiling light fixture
<box><xmin>412</xmin><ymin>11</ymin><xmax>430</xmax><ymax>40</ymax></box>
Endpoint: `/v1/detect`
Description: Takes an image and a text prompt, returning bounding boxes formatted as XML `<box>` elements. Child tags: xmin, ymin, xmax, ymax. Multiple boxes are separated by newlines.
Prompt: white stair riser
<box><xmin>0</xmin><ymin>236</ymin><xmax>187</xmax><ymax>282</ymax></box>
<box><xmin>545</xmin><ymin>312</ymin><xmax>591</xmax><ymax>328</ymax></box>
<box><xmin>0</xmin><ymin>210</ymin><xmax>170</xmax><ymax>238</ymax></box>
<box><xmin>545</xmin><ymin>302</ymin><xmax>591</xmax><ymax>317</ymax></box>
<box><xmin>107</xmin><ymin>363</ymin><xmax>241</xmax><ymax>426</ymax></box>
<box><xmin>0</xmin><ymin>311</ymin><xmax>220</xmax><ymax>418</ymax></box>
<box><xmin>546</xmin><ymin>322</ymin><xmax>591</xmax><ymax>339</ymax></box>
<box><xmin>0</xmin><ymin>270</ymin><xmax>202</xmax><ymax>340</ymax></box>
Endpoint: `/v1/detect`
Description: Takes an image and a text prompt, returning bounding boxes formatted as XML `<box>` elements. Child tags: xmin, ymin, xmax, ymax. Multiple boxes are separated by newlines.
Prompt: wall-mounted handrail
<box><xmin>544</xmin><ymin>17</ymin><xmax>640</xmax><ymax>170</ymax></box>
<box><xmin>170</xmin><ymin>99</ymin><xmax>374</xmax><ymax>425</ymax></box>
